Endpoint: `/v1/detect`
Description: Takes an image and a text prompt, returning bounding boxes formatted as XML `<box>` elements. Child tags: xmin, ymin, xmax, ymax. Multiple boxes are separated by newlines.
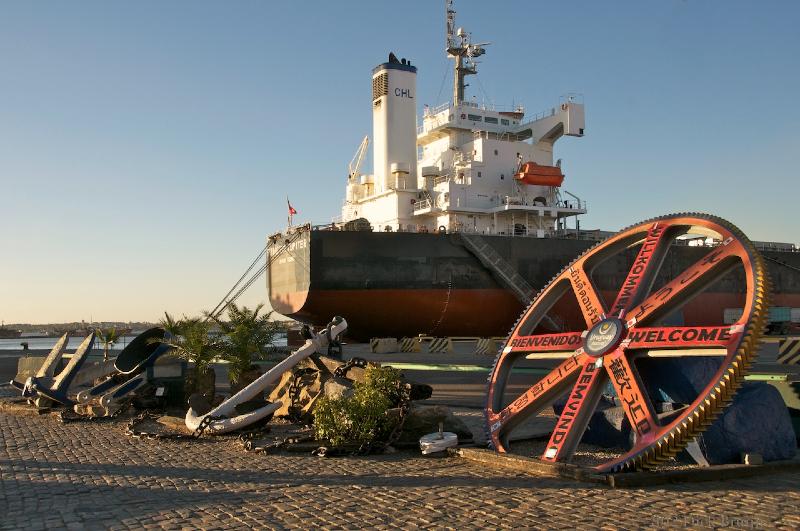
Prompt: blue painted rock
<box><xmin>635</xmin><ymin>357</ymin><xmax>722</xmax><ymax>405</ymax></box>
<box><xmin>697</xmin><ymin>382</ymin><xmax>796</xmax><ymax>464</ymax></box>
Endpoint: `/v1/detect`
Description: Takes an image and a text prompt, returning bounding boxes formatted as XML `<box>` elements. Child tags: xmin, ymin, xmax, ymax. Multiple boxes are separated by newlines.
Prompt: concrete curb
<box><xmin>453</xmin><ymin>447</ymin><xmax>800</xmax><ymax>488</ymax></box>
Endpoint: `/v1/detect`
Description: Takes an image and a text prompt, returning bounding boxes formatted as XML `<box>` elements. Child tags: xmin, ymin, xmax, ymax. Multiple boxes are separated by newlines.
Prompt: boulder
<box><xmin>323</xmin><ymin>377</ymin><xmax>354</xmax><ymax>401</ymax></box>
<box><xmin>697</xmin><ymin>382</ymin><xmax>796</xmax><ymax>464</ymax></box>
<box><xmin>635</xmin><ymin>357</ymin><xmax>722</xmax><ymax>405</ymax></box>
<box><xmin>394</xmin><ymin>405</ymin><xmax>473</xmax><ymax>446</ymax></box>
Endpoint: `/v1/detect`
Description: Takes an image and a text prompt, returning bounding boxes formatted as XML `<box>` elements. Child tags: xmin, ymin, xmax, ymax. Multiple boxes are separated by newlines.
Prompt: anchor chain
<box><xmin>191</xmin><ymin>414</ymin><xmax>225</xmax><ymax>438</ymax></box>
<box><xmin>333</xmin><ymin>357</ymin><xmax>368</xmax><ymax>378</ymax></box>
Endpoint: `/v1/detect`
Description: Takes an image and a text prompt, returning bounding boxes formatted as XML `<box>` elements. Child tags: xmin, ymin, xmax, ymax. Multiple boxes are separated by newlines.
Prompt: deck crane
<box><xmin>348</xmin><ymin>135</ymin><xmax>370</xmax><ymax>182</ymax></box>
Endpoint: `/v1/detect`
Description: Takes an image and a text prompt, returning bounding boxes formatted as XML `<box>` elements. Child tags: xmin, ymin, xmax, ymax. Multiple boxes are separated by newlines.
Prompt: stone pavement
<box><xmin>1</xmin><ymin>407</ymin><xmax>799</xmax><ymax>530</ymax></box>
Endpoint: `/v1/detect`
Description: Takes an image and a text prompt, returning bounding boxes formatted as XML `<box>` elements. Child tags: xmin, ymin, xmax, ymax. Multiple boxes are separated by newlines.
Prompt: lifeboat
<box><xmin>514</xmin><ymin>161</ymin><xmax>564</xmax><ymax>187</ymax></box>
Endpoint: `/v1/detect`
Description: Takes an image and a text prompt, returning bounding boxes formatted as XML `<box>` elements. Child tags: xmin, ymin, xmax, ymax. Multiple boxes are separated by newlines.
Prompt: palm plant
<box><xmin>95</xmin><ymin>327</ymin><xmax>122</xmax><ymax>362</ymax></box>
<box><xmin>155</xmin><ymin>316</ymin><xmax>222</xmax><ymax>397</ymax></box>
<box><xmin>159</xmin><ymin>311</ymin><xmax>184</xmax><ymax>337</ymax></box>
<box><xmin>157</xmin><ymin>317</ymin><xmax>221</xmax><ymax>376</ymax></box>
<box><xmin>209</xmin><ymin>303</ymin><xmax>280</xmax><ymax>386</ymax></box>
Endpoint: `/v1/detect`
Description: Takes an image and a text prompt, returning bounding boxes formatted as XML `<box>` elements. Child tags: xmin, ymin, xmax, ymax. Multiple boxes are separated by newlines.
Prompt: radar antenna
<box><xmin>445</xmin><ymin>0</ymin><xmax>489</xmax><ymax>106</ymax></box>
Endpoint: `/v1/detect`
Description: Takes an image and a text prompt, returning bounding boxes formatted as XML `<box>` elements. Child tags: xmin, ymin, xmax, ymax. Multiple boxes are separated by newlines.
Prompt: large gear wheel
<box><xmin>485</xmin><ymin>213</ymin><xmax>770</xmax><ymax>472</ymax></box>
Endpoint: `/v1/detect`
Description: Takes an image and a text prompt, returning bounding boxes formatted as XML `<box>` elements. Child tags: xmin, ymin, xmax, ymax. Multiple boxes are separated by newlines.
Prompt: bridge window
<box><xmin>485</xmin><ymin>116</ymin><xmax>498</xmax><ymax>124</ymax></box>
<box><xmin>467</xmin><ymin>114</ymin><xmax>482</xmax><ymax>121</ymax></box>
<box><xmin>501</xmin><ymin>118</ymin><xmax>510</xmax><ymax>125</ymax></box>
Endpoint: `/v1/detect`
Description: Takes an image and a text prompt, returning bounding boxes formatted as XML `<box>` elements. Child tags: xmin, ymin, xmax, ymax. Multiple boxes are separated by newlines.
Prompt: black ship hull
<box><xmin>267</xmin><ymin>228</ymin><xmax>800</xmax><ymax>340</ymax></box>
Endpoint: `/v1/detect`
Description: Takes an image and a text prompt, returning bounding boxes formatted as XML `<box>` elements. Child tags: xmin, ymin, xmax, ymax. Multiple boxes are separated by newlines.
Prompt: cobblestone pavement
<box><xmin>1</xmin><ymin>409</ymin><xmax>799</xmax><ymax>530</ymax></box>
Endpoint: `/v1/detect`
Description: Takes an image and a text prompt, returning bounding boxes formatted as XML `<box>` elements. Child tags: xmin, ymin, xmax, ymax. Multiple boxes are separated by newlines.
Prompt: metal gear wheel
<box><xmin>485</xmin><ymin>213</ymin><xmax>770</xmax><ymax>472</ymax></box>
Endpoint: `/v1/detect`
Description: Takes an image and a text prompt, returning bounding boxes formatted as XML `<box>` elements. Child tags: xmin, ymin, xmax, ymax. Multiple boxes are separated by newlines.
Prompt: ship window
<box><xmin>501</xmin><ymin>119</ymin><xmax>509</xmax><ymax>125</ymax></box>
<box><xmin>500</xmin><ymin>174</ymin><xmax>505</xmax><ymax>180</ymax></box>
<box><xmin>485</xmin><ymin>116</ymin><xmax>498</xmax><ymax>124</ymax></box>
<box><xmin>494</xmin><ymin>149</ymin><xmax>498</xmax><ymax>156</ymax></box>
<box><xmin>477</xmin><ymin>171</ymin><xmax>482</xmax><ymax>177</ymax></box>
<box><xmin>467</xmin><ymin>114</ymin><xmax>482</xmax><ymax>121</ymax></box>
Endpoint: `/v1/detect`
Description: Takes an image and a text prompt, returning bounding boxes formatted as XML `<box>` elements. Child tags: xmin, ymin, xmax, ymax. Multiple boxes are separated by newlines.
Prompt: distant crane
<box><xmin>348</xmin><ymin>135</ymin><xmax>370</xmax><ymax>181</ymax></box>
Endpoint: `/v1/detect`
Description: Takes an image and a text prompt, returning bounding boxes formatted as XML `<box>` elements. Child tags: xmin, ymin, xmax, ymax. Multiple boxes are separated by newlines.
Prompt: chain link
<box><xmin>332</xmin><ymin>357</ymin><xmax>367</xmax><ymax>379</ymax></box>
<box><xmin>191</xmin><ymin>414</ymin><xmax>224</xmax><ymax>438</ymax></box>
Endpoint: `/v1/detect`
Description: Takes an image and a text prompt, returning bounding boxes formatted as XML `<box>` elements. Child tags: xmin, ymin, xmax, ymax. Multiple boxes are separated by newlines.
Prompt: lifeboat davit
<box><xmin>514</xmin><ymin>161</ymin><xmax>564</xmax><ymax>187</ymax></box>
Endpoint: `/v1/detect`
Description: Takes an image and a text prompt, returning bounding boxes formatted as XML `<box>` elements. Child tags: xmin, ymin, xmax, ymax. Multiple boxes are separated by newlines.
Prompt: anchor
<box><xmin>186</xmin><ymin>316</ymin><xmax>347</xmax><ymax>435</ymax></box>
<box><xmin>10</xmin><ymin>332</ymin><xmax>97</xmax><ymax>407</ymax></box>
<box><xmin>74</xmin><ymin>328</ymin><xmax>173</xmax><ymax>416</ymax></box>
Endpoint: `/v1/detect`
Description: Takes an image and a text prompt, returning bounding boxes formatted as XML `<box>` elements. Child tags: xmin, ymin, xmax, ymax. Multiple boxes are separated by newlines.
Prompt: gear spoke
<box><xmin>541</xmin><ymin>359</ymin><xmax>607</xmax><ymax>462</ymax></box>
<box><xmin>567</xmin><ymin>265</ymin><xmax>606</xmax><ymax>327</ymax></box>
<box><xmin>506</xmin><ymin>332</ymin><xmax>584</xmax><ymax>354</ymax></box>
<box><xmin>609</xmin><ymin>222</ymin><xmax>673</xmax><ymax>316</ymax></box>
<box><xmin>624</xmin><ymin>325</ymin><xmax>741</xmax><ymax>350</ymax></box>
<box><xmin>626</xmin><ymin>239</ymin><xmax>745</xmax><ymax>327</ymax></box>
<box><xmin>487</xmin><ymin>353</ymin><xmax>584</xmax><ymax>447</ymax></box>
<box><xmin>604</xmin><ymin>350</ymin><xmax>659</xmax><ymax>442</ymax></box>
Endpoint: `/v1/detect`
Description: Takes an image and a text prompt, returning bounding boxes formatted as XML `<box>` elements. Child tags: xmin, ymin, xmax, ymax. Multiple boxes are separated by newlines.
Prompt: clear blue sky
<box><xmin>1</xmin><ymin>0</ymin><xmax>798</xmax><ymax>324</ymax></box>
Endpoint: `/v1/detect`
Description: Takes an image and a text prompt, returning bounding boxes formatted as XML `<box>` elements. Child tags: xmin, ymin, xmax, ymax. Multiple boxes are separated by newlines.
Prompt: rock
<box><xmin>635</xmin><ymin>357</ymin><xmax>722</xmax><ymax>405</ymax></box>
<box><xmin>697</xmin><ymin>382</ymin><xmax>796</xmax><ymax>464</ymax></box>
<box><xmin>323</xmin><ymin>377</ymin><xmax>354</xmax><ymax>400</ymax></box>
<box><xmin>394</xmin><ymin>405</ymin><xmax>473</xmax><ymax>445</ymax></box>
<box><xmin>408</xmin><ymin>381</ymin><xmax>433</xmax><ymax>401</ymax></box>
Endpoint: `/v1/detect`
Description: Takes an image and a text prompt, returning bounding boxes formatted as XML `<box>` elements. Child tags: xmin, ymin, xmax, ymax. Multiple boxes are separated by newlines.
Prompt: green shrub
<box><xmin>313</xmin><ymin>365</ymin><xmax>403</xmax><ymax>448</ymax></box>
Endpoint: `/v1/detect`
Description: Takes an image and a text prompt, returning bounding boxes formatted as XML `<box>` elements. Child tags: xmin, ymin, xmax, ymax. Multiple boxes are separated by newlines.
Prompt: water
<box><xmin>0</xmin><ymin>333</ymin><xmax>287</xmax><ymax>351</ymax></box>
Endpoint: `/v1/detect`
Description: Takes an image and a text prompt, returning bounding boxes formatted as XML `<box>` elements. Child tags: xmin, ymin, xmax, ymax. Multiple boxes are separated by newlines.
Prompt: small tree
<box><xmin>155</xmin><ymin>316</ymin><xmax>222</xmax><ymax>397</ymax></box>
<box><xmin>95</xmin><ymin>327</ymin><xmax>121</xmax><ymax>362</ymax></box>
<box><xmin>159</xmin><ymin>311</ymin><xmax>184</xmax><ymax>337</ymax></box>
<box><xmin>209</xmin><ymin>303</ymin><xmax>280</xmax><ymax>386</ymax></box>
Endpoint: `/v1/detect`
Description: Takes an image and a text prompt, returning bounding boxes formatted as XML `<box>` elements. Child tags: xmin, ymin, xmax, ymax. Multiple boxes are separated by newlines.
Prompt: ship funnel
<box><xmin>372</xmin><ymin>53</ymin><xmax>418</xmax><ymax>192</ymax></box>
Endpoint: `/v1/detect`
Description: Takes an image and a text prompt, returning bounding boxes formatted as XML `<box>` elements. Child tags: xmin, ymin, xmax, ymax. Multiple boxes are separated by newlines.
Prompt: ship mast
<box><xmin>445</xmin><ymin>0</ymin><xmax>488</xmax><ymax>106</ymax></box>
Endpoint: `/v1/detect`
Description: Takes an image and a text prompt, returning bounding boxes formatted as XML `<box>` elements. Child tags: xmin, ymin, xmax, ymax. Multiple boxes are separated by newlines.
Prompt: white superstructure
<box><xmin>341</xmin><ymin>1</ymin><xmax>587</xmax><ymax>237</ymax></box>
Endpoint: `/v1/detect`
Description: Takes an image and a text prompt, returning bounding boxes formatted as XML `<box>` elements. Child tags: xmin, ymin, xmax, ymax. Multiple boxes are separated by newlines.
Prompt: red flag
<box><xmin>287</xmin><ymin>199</ymin><xmax>297</xmax><ymax>216</ymax></box>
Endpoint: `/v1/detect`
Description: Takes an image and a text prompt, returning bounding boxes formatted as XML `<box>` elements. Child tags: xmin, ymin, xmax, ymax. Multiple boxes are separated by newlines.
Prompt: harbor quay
<box><xmin>0</xmin><ymin>411</ymin><xmax>798</xmax><ymax>530</ymax></box>
<box><xmin>1</xmin><ymin>347</ymin><xmax>799</xmax><ymax>530</ymax></box>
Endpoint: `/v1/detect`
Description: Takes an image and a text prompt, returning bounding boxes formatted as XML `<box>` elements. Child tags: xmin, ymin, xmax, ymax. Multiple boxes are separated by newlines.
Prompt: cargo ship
<box><xmin>267</xmin><ymin>1</ymin><xmax>800</xmax><ymax>340</ymax></box>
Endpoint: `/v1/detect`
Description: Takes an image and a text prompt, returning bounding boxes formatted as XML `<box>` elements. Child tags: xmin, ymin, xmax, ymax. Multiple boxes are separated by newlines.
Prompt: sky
<box><xmin>1</xmin><ymin>0</ymin><xmax>798</xmax><ymax>324</ymax></box>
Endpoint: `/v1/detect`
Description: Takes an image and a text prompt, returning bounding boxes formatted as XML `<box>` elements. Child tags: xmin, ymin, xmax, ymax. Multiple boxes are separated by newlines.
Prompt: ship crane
<box><xmin>446</xmin><ymin>0</ymin><xmax>489</xmax><ymax>105</ymax></box>
<box><xmin>348</xmin><ymin>135</ymin><xmax>369</xmax><ymax>181</ymax></box>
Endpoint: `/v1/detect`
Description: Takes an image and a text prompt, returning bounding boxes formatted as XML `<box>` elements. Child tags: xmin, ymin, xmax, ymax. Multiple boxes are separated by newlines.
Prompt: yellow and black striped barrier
<box><xmin>427</xmin><ymin>337</ymin><xmax>454</xmax><ymax>353</ymax></box>
<box><xmin>474</xmin><ymin>338</ymin><xmax>498</xmax><ymax>355</ymax></box>
<box><xmin>777</xmin><ymin>337</ymin><xmax>800</xmax><ymax>365</ymax></box>
<box><xmin>398</xmin><ymin>337</ymin><xmax>421</xmax><ymax>352</ymax></box>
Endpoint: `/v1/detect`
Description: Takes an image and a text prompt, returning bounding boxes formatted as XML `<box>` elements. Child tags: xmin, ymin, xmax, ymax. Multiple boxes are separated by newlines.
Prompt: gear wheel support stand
<box><xmin>485</xmin><ymin>214</ymin><xmax>770</xmax><ymax>472</ymax></box>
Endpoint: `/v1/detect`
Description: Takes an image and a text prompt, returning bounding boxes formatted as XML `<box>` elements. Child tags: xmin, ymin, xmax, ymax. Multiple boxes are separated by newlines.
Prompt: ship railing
<box><xmin>413</xmin><ymin>198</ymin><xmax>432</xmax><ymax>213</ymax></box>
<box><xmin>458</xmin><ymin>101</ymin><xmax>526</xmax><ymax>114</ymax></box>
<box><xmin>423</xmin><ymin>102</ymin><xmax>452</xmax><ymax>117</ymax></box>
<box><xmin>754</xmin><ymin>241</ymin><xmax>798</xmax><ymax>253</ymax></box>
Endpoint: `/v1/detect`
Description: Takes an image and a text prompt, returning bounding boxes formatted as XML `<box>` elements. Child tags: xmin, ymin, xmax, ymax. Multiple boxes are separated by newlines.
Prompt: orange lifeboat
<box><xmin>514</xmin><ymin>161</ymin><xmax>564</xmax><ymax>187</ymax></box>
